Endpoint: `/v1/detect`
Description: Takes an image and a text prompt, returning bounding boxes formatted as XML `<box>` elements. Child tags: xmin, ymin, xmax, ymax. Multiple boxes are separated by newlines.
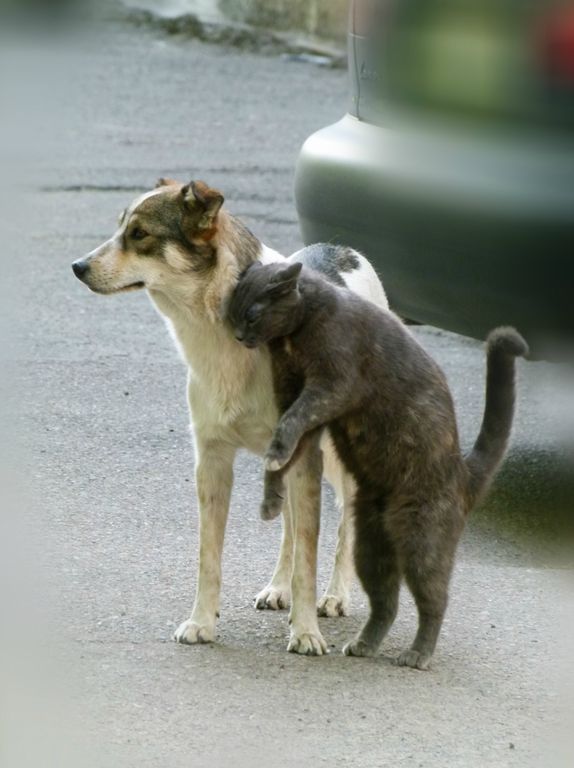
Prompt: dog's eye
<box><xmin>131</xmin><ymin>227</ymin><xmax>149</xmax><ymax>241</ymax></box>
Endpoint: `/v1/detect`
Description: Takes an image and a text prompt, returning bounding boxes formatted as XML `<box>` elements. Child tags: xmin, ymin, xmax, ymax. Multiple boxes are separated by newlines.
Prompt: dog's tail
<box><xmin>465</xmin><ymin>327</ymin><xmax>528</xmax><ymax>509</ymax></box>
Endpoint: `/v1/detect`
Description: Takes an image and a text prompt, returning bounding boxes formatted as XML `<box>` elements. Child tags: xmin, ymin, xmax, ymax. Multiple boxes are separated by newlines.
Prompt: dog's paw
<box><xmin>342</xmin><ymin>637</ymin><xmax>377</xmax><ymax>657</ymax></box>
<box><xmin>287</xmin><ymin>628</ymin><xmax>328</xmax><ymax>656</ymax></box>
<box><xmin>317</xmin><ymin>593</ymin><xmax>350</xmax><ymax>618</ymax></box>
<box><xmin>395</xmin><ymin>649</ymin><xmax>432</xmax><ymax>671</ymax></box>
<box><xmin>173</xmin><ymin>619</ymin><xmax>215</xmax><ymax>645</ymax></box>
<box><xmin>254</xmin><ymin>585</ymin><xmax>290</xmax><ymax>610</ymax></box>
<box><xmin>260</xmin><ymin>495</ymin><xmax>283</xmax><ymax>521</ymax></box>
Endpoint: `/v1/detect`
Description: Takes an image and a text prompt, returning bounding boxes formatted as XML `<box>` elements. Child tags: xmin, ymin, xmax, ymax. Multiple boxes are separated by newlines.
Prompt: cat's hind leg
<box><xmin>396</xmin><ymin>566</ymin><xmax>450</xmax><ymax>671</ymax></box>
<box><xmin>395</xmin><ymin>502</ymin><xmax>462</xmax><ymax>670</ymax></box>
<box><xmin>343</xmin><ymin>494</ymin><xmax>400</xmax><ymax>657</ymax></box>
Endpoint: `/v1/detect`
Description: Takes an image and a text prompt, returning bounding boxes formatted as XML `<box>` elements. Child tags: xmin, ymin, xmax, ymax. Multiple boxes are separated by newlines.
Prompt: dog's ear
<box><xmin>181</xmin><ymin>181</ymin><xmax>224</xmax><ymax>237</ymax></box>
<box><xmin>267</xmin><ymin>262</ymin><xmax>303</xmax><ymax>296</ymax></box>
<box><xmin>155</xmin><ymin>177</ymin><xmax>180</xmax><ymax>188</ymax></box>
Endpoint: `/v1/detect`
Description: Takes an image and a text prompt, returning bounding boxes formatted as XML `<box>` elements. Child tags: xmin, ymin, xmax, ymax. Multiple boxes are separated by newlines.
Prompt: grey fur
<box><xmin>228</xmin><ymin>262</ymin><xmax>528</xmax><ymax>669</ymax></box>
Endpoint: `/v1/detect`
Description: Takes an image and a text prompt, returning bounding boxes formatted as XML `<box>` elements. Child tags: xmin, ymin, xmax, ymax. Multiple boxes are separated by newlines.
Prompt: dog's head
<box><xmin>72</xmin><ymin>179</ymin><xmax>234</xmax><ymax>301</ymax></box>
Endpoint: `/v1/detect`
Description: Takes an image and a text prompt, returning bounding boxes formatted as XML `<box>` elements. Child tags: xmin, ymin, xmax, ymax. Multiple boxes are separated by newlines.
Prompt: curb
<box><xmin>119</xmin><ymin>5</ymin><xmax>347</xmax><ymax>68</ymax></box>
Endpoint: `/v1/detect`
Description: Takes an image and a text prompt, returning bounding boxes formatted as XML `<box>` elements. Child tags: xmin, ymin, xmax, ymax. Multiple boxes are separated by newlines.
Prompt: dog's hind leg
<box><xmin>318</xmin><ymin>434</ymin><xmax>355</xmax><ymax>617</ymax></box>
<box><xmin>174</xmin><ymin>438</ymin><xmax>236</xmax><ymax>645</ymax></box>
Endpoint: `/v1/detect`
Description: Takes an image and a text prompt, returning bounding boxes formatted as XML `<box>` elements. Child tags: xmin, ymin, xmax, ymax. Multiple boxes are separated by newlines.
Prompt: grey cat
<box><xmin>227</xmin><ymin>261</ymin><xmax>527</xmax><ymax>668</ymax></box>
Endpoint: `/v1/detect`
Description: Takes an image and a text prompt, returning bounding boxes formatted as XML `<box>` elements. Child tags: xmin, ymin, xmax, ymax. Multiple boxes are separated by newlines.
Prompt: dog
<box><xmin>72</xmin><ymin>178</ymin><xmax>388</xmax><ymax>654</ymax></box>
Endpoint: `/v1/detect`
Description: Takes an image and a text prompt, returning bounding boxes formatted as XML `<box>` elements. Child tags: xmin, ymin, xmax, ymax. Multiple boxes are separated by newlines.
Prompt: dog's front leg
<box><xmin>286</xmin><ymin>434</ymin><xmax>327</xmax><ymax>656</ymax></box>
<box><xmin>174</xmin><ymin>438</ymin><xmax>236</xmax><ymax>645</ymax></box>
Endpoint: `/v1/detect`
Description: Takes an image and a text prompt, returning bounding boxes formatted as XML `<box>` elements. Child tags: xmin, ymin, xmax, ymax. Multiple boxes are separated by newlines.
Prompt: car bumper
<box><xmin>295</xmin><ymin>114</ymin><xmax>574</xmax><ymax>351</ymax></box>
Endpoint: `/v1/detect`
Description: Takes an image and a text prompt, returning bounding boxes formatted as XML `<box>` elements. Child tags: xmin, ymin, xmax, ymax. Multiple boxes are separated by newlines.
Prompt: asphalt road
<box><xmin>2</xmin><ymin>16</ymin><xmax>571</xmax><ymax>768</ymax></box>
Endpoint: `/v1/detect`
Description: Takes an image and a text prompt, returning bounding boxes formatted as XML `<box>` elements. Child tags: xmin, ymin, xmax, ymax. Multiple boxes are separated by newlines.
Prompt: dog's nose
<box><xmin>72</xmin><ymin>260</ymin><xmax>90</xmax><ymax>279</ymax></box>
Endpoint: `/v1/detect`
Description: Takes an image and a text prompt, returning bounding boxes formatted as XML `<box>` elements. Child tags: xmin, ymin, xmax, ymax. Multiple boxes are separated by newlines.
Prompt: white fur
<box><xmin>342</xmin><ymin>253</ymin><xmax>388</xmax><ymax>309</ymax></box>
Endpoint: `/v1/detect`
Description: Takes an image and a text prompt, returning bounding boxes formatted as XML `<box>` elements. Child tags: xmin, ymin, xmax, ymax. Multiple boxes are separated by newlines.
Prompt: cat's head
<box><xmin>227</xmin><ymin>261</ymin><xmax>303</xmax><ymax>348</ymax></box>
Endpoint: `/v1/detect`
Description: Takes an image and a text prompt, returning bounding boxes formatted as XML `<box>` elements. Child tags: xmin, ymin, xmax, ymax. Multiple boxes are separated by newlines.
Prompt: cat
<box><xmin>227</xmin><ymin>260</ymin><xmax>528</xmax><ymax>669</ymax></box>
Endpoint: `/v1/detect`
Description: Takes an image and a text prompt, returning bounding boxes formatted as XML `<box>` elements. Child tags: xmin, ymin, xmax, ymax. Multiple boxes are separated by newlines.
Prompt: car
<box><xmin>295</xmin><ymin>0</ymin><xmax>574</xmax><ymax>357</ymax></box>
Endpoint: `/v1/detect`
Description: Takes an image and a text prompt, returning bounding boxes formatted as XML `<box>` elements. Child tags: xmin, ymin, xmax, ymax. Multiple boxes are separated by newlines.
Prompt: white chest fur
<box><xmin>148</xmin><ymin>281</ymin><xmax>279</xmax><ymax>455</ymax></box>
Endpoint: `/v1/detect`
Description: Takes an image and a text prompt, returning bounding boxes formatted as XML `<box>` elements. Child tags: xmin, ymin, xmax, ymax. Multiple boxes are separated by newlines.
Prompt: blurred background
<box><xmin>0</xmin><ymin>2</ymin><xmax>573</xmax><ymax>767</ymax></box>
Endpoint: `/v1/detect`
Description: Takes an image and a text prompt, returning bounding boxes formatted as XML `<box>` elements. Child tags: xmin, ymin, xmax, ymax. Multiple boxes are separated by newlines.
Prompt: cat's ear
<box><xmin>267</xmin><ymin>262</ymin><xmax>303</xmax><ymax>296</ymax></box>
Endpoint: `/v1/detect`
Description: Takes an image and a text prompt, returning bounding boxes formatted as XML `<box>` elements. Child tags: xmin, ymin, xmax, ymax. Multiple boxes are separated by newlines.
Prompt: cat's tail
<box><xmin>465</xmin><ymin>327</ymin><xmax>528</xmax><ymax>509</ymax></box>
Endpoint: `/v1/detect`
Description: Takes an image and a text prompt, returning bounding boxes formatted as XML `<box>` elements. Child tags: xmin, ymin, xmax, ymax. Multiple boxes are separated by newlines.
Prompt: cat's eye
<box><xmin>246</xmin><ymin>307</ymin><xmax>260</xmax><ymax>325</ymax></box>
<box><xmin>131</xmin><ymin>227</ymin><xmax>149</xmax><ymax>241</ymax></box>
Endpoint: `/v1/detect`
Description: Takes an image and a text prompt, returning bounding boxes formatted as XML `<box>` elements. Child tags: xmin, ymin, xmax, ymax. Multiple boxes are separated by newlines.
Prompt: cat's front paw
<box><xmin>264</xmin><ymin>442</ymin><xmax>292</xmax><ymax>472</ymax></box>
<box><xmin>260</xmin><ymin>493</ymin><xmax>283</xmax><ymax>521</ymax></box>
